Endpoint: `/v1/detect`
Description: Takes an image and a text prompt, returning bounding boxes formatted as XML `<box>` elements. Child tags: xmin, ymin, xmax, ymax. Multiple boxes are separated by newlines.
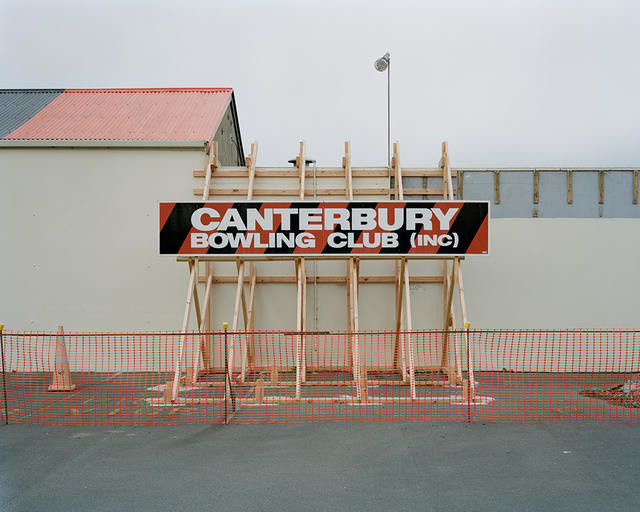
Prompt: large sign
<box><xmin>159</xmin><ymin>201</ymin><xmax>489</xmax><ymax>257</ymax></box>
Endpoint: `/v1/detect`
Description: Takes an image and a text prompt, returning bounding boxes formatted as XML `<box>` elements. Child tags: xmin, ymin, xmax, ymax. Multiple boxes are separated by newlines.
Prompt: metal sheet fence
<box><xmin>1</xmin><ymin>329</ymin><xmax>639</xmax><ymax>425</ymax></box>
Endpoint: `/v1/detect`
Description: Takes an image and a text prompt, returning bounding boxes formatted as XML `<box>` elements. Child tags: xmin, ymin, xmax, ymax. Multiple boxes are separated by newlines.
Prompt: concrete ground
<box><xmin>6</xmin><ymin>371</ymin><xmax>638</xmax><ymax>424</ymax></box>
<box><xmin>1</xmin><ymin>423</ymin><xmax>639</xmax><ymax>512</ymax></box>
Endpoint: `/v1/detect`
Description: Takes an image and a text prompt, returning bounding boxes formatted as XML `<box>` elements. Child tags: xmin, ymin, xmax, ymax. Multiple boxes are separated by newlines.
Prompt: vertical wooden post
<box><xmin>247</xmin><ymin>263</ymin><xmax>257</xmax><ymax>366</ymax></box>
<box><xmin>359</xmin><ymin>365</ymin><xmax>368</xmax><ymax>403</ymax></box>
<box><xmin>300</xmin><ymin>260</ymin><xmax>307</xmax><ymax>383</ymax></box>
<box><xmin>442</xmin><ymin>141</ymin><xmax>454</xmax><ymax>200</ymax></box>
<box><xmin>246</xmin><ymin>141</ymin><xmax>258</xmax><ymax>201</ymax></box>
<box><xmin>494</xmin><ymin>171</ymin><xmax>500</xmax><ymax>204</ymax></box>
<box><xmin>441</xmin><ymin>260</ymin><xmax>460</xmax><ymax>381</ymax></box>
<box><xmin>203</xmin><ymin>262</ymin><xmax>213</xmax><ymax>370</ymax></box>
<box><xmin>346</xmin><ymin>258</ymin><xmax>353</xmax><ymax>361</ymax></box>
<box><xmin>599</xmin><ymin>170</ymin><xmax>605</xmax><ymax>204</ymax></box>
<box><xmin>567</xmin><ymin>170</ymin><xmax>573</xmax><ymax>204</ymax></box>
<box><xmin>201</xmin><ymin>141</ymin><xmax>217</xmax><ymax>376</ymax></box>
<box><xmin>392</xmin><ymin>143</ymin><xmax>408</xmax><ymax>383</ymax></box>
<box><xmin>533</xmin><ymin>170</ymin><xmax>540</xmax><ymax>204</ymax></box>
<box><xmin>201</xmin><ymin>141</ymin><xmax>217</xmax><ymax>199</ymax></box>
<box><xmin>441</xmin><ymin>258</ymin><xmax>457</xmax><ymax>382</ymax></box>
<box><xmin>393</xmin><ymin>260</ymin><xmax>401</xmax><ymax>369</ymax></box>
<box><xmin>254</xmin><ymin>377</ymin><xmax>264</xmax><ymax>404</ymax></box>
<box><xmin>192</xmin><ymin>261</ymin><xmax>201</xmax><ymax>335</ymax></box>
<box><xmin>394</xmin><ymin>142</ymin><xmax>404</xmax><ymax>199</ymax></box>
<box><xmin>464</xmin><ymin>322</ymin><xmax>476</xmax><ymax>402</ymax></box>
<box><xmin>163</xmin><ymin>381</ymin><xmax>173</xmax><ymax>404</ymax></box>
<box><xmin>343</xmin><ymin>141</ymin><xmax>359</xmax><ymax>384</ymax></box>
<box><xmin>347</xmin><ymin>258</ymin><xmax>354</xmax><ymax>367</ymax></box>
<box><xmin>189</xmin><ymin>265</ymin><xmax>213</xmax><ymax>384</ymax></box>
<box><xmin>237</xmin><ymin>260</ymin><xmax>248</xmax><ymax>329</ymax></box>
<box><xmin>237</xmin><ymin>141</ymin><xmax>260</xmax><ymax>382</ymax></box>
<box><xmin>352</xmin><ymin>259</ymin><xmax>361</xmax><ymax>398</ymax></box>
<box><xmin>239</xmin><ymin>262</ymin><xmax>257</xmax><ymax>383</ymax></box>
<box><xmin>172</xmin><ymin>259</ymin><xmax>197</xmax><ymax>401</ymax></box>
<box><xmin>295</xmin><ymin>260</ymin><xmax>303</xmax><ymax>400</ymax></box>
<box><xmin>441</xmin><ymin>144</ymin><xmax>451</xmax><ymax>372</ymax></box>
<box><xmin>633</xmin><ymin>170</ymin><xmax>638</xmax><ymax>205</ymax></box>
<box><xmin>454</xmin><ymin>258</ymin><xmax>466</xmax><ymax>385</ymax></box>
<box><xmin>462</xmin><ymin>379</ymin><xmax>471</xmax><ymax>403</ymax></box>
<box><xmin>445</xmin><ymin>142</ymin><xmax>468</xmax><ymax>385</ymax></box>
<box><xmin>441</xmin><ymin>260</ymin><xmax>449</xmax><ymax>362</ymax></box>
<box><xmin>394</xmin><ymin>259</ymin><xmax>407</xmax><ymax>382</ymax></box>
<box><xmin>403</xmin><ymin>260</ymin><xmax>416</xmax><ymax>399</ymax></box>
<box><xmin>344</xmin><ymin>141</ymin><xmax>353</xmax><ymax>200</ymax></box>
<box><xmin>229</xmin><ymin>261</ymin><xmax>245</xmax><ymax>378</ymax></box>
<box><xmin>295</xmin><ymin>141</ymin><xmax>306</xmax><ymax>398</ymax></box>
<box><xmin>298</xmin><ymin>140</ymin><xmax>306</xmax><ymax>199</ymax></box>
<box><xmin>456</xmin><ymin>259</ymin><xmax>468</xmax><ymax>329</ymax></box>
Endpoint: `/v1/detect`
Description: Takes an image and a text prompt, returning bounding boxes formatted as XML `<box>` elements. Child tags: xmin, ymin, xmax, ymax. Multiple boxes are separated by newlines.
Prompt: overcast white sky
<box><xmin>2</xmin><ymin>0</ymin><xmax>639</xmax><ymax>167</ymax></box>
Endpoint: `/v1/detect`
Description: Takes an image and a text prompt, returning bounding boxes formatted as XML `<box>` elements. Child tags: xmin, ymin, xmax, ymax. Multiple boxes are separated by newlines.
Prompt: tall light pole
<box><xmin>374</xmin><ymin>52</ymin><xmax>391</xmax><ymax>172</ymax></box>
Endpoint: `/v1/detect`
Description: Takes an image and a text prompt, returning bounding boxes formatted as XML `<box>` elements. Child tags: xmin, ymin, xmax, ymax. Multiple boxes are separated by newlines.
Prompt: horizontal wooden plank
<box><xmin>403</xmin><ymin>188</ymin><xmax>455</xmax><ymax>196</ymax></box>
<box><xmin>198</xmin><ymin>275</ymin><xmax>443</xmax><ymax>284</ymax></box>
<box><xmin>179</xmin><ymin>255</ymin><xmax>464</xmax><ymax>262</ymax></box>
<box><xmin>194</xmin><ymin>187</ymin><xmax>455</xmax><ymax>197</ymax></box>
<box><xmin>194</xmin><ymin>188</ymin><xmax>390</xmax><ymax>196</ymax></box>
<box><xmin>193</xmin><ymin>167</ymin><xmax>453</xmax><ymax>178</ymax></box>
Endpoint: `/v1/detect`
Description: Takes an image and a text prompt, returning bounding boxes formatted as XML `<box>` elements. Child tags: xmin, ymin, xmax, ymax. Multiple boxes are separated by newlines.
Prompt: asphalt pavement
<box><xmin>1</xmin><ymin>423</ymin><xmax>639</xmax><ymax>512</ymax></box>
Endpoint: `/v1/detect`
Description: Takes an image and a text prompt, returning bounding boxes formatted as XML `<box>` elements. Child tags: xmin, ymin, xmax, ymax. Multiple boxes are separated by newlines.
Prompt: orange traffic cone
<box><xmin>48</xmin><ymin>326</ymin><xmax>76</xmax><ymax>391</ymax></box>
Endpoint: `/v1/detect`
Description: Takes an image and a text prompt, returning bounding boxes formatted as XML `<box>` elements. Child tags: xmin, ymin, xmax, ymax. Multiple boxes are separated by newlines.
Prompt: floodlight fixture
<box><xmin>374</xmin><ymin>53</ymin><xmax>390</xmax><ymax>72</ymax></box>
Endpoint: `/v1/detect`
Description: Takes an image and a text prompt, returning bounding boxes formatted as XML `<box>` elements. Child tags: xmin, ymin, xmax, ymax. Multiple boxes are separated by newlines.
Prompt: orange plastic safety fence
<box><xmin>0</xmin><ymin>329</ymin><xmax>639</xmax><ymax>425</ymax></box>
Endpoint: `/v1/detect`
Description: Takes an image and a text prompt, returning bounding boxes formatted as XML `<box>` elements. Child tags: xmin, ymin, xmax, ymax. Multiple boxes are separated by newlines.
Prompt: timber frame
<box><xmin>167</xmin><ymin>140</ymin><xmax>476</xmax><ymax>404</ymax></box>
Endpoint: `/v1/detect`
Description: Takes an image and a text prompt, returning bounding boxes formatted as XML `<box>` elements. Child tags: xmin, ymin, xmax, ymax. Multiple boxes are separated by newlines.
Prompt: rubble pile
<box><xmin>581</xmin><ymin>374</ymin><xmax>640</xmax><ymax>408</ymax></box>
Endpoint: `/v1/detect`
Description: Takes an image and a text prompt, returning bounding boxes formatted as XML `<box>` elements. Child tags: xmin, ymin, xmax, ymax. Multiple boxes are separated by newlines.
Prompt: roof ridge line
<box><xmin>62</xmin><ymin>88</ymin><xmax>233</xmax><ymax>93</ymax></box>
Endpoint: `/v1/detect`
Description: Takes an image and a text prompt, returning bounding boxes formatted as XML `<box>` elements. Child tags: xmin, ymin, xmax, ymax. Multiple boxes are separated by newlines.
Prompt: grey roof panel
<box><xmin>0</xmin><ymin>89</ymin><xmax>64</xmax><ymax>138</ymax></box>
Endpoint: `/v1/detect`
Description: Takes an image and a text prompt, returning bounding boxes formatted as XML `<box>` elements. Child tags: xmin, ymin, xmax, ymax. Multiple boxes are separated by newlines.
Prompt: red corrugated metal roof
<box><xmin>3</xmin><ymin>88</ymin><xmax>233</xmax><ymax>141</ymax></box>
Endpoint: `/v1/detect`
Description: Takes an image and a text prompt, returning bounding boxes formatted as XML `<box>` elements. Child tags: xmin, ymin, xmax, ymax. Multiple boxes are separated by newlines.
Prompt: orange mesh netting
<box><xmin>1</xmin><ymin>329</ymin><xmax>639</xmax><ymax>425</ymax></box>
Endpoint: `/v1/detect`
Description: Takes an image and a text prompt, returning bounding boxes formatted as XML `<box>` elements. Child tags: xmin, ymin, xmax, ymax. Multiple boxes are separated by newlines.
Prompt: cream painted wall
<box><xmin>0</xmin><ymin>147</ymin><xmax>204</xmax><ymax>331</ymax></box>
<box><xmin>216</xmin><ymin>219</ymin><xmax>640</xmax><ymax>331</ymax></box>
<box><xmin>1</xmin><ymin>148</ymin><xmax>639</xmax><ymax>335</ymax></box>
<box><xmin>464</xmin><ymin>219</ymin><xmax>640</xmax><ymax>329</ymax></box>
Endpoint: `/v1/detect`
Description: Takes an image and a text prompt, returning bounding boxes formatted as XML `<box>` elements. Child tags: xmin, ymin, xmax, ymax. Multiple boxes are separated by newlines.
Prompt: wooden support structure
<box><xmin>197</xmin><ymin>275</ymin><xmax>444</xmax><ymax>284</ymax></box>
<box><xmin>392</xmin><ymin>144</ymin><xmax>408</xmax><ymax>383</ymax></box>
<box><xmin>295</xmin><ymin>259</ymin><xmax>303</xmax><ymax>399</ymax></box>
<box><xmin>194</xmin><ymin>167</ymin><xmax>455</xmax><ymax>179</ymax></box>
<box><xmin>294</xmin><ymin>141</ymin><xmax>308</xmax><ymax>397</ymax></box>
<box><xmin>171</xmin><ymin>140</ymin><xmax>261</xmax><ymax>399</ymax></box>
<box><xmin>171</xmin><ymin>257</ymin><xmax>197</xmax><ymax>401</ymax></box>
<box><xmin>343</xmin><ymin>141</ymin><xmax>362</xmax><ymax>395</ymax></box>
<box><xmin>254</xmin><ymin>378</ymin><xmax>265</xmax><ymax>404</ymax></box>
<box><xmin>230</xmin><ymin>259</ymin><xmax>245</xmax><ymax>378</ymax></box>
<box><xmin>167</xmin><ymin>139</ymin><xmax>476</xmax><ymax>406</ymax></box>
<box><xmin>194</xmin><ymin>187</ymin><xmax>461</xmax><ymax>197</ymax></box>
<box><xmin>237</xmin><ymin>142</ymin><xmax>260</xmax><ymax>383</ymax></box>
<box><xmin>360</xmin><ymin>366</ymin><xmax>368</xmax><ymax>403</ymax></box>
<box><xmin>441</xmin><ymin>142</ymin><xmax>467</xmax><ymax>392</ymax></box>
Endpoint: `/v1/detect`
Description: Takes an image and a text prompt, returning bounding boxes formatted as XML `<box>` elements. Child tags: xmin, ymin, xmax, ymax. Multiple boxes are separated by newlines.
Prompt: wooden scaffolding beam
<box><xmin>170</xmin><ymin>141</ymin><xmax>219</xmax><ymax>400</ymax></box>
<box><xmin>170</xmin><ymin>139</ymin><xmax>477</xmax><ymax>405</ymax></box>
<box><xmin>344</xmin><ymin>141</ymin><xmax>362</xmax><ymax>396</ymax></box>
